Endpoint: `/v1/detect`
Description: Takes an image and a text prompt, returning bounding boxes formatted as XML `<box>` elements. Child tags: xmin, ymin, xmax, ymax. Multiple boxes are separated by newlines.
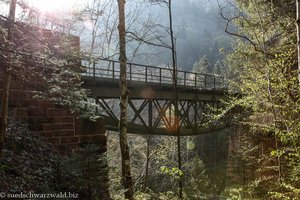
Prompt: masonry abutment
<box><xmin>0</xmin><ymin>23</ymin><xmax>110</xmax><ymax>198</ymax></box>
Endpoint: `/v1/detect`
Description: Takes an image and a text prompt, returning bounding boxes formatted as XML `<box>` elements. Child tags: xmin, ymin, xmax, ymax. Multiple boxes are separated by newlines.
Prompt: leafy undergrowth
<box><xmin>0</xmin><ymin>122</ymin><xmax>58</xmax><ymax>193</ymax></box>
<box><xmin>0</xmin><ymin>121</ymin><xmax>110</xmax><ymax>200</ymax></box>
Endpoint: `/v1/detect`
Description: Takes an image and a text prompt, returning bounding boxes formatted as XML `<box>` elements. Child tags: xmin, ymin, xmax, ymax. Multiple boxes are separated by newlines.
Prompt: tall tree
<box><xmin>144</xmin><ymin>0</ymin><xmax>183</xmax><ymax>197</ymax></box>
<box><xmin>167</xmin><ymin>0</ymin><xmax>183</xmax><ymax>197</ymax></box>
<box><xmin>117</xmin><ymin>0</ymin><xmax>134</xmax><ymax>199</ymax></box>
<box><xmin>0</xmin><ymin>0</ymin><xmax>16</xmax><ymax>156</ymax></box>
<box><xmin>297</xmin><ymin>0</ymin><xmax>300</xmax><ymax>83</ymax></box>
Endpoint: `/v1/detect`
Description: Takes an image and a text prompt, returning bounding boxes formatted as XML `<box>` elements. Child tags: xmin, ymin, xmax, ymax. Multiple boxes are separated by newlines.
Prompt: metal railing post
<box><xmin>159</xmin><ymin>68</ymin><xmax>162</xmax><ymax>84</ymax></box>
<box><xmin>145</xmin><ymin>66</ymin><xmax>148</xmax><ymax>82</ymax></box>
<box><xmin>112</xmin><ymin>61</ymin><xmax>115</xmax><ymax>80</ymax></box>
<box><xmin>93</xmin><ymin>61</ymin><xmax>96</xmax><ymax>78</ymax></box>
<box><xmin>129</xmin><ymin>63</ymin><xmax>132</xmax><ymax>81</ymax></box>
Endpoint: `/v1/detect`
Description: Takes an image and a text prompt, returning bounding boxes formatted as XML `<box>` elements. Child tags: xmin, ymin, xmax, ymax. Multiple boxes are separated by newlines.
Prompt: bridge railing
<box><xmin>82</xmin><ymin>59</ymin><xmax>225</xmax><ymax>89</ymax></box>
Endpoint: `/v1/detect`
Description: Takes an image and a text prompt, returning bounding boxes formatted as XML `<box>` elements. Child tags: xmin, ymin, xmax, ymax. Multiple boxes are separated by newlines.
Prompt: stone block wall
<box><xmin>0</xmin><ymin>76</ymin><xmax>107</xmax><ymax>155</ymax></box>
<box><xmin>226</xmin><ymin>124</ymin><xmax>257</xmax><ymax>186</ymax></box>
<box><xmin>226</xmin><ymin>124</ymin><xmax>278</xmax><ymax>188</ymax></box>
<box><xmin>0</xmin><ymin>21</ymin><xmax>110</xmax><ymax>198</ymax></box>
<box><xmin>0</xmin><ymin>25</ymin><xmax>106</xmax><ymax>155</ymax></box>
<box><xmin>0</xmin><ymin>83</ymin><xmax>110</xmax><ymax>199</ymax></box>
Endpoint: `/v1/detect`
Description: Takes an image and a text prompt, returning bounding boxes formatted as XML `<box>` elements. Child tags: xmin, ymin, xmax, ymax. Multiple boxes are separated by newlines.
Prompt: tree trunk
<box><xmin>167</xmin><ymin>0</ymin><xmax>182</xmax><ymax>198</ymax></box>
<box><xmin>0</xmin><ymin>75</ymin><xmax>11</xmax><ymax>156</ymax></box>
<box><xmin>296</xmin><ymin>0</ymin><xmax>300</xmax><ymax>83</ymax></box>
<box><xmin>0</xmin><ymin>0</ymin><xmax>16</xmax><ymax>156</ymax></box>
<box><xmin>143</xmin><ymin>135</ymin><xmax>151</xmax><ymax>191</ymax></box>
<box><xmin>117</xmin><ymin>0</ymin><xmax>134</xmax><ymax>199</ymax></box>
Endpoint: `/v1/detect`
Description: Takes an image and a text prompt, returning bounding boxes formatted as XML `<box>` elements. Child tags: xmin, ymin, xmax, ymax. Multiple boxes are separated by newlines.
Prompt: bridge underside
<box><xmin>83</xmin><ymin>76</ymin><xmax>225</xmax><ymax>100</ymax></box>
<box><xmin>83</xmin><ymin>76</ymin><xmax>230</xmax><ymax>136</ymax></box>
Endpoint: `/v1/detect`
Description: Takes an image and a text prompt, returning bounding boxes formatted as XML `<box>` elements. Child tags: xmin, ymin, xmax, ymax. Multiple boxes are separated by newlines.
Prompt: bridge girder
<box><xmin>83</xmin><ymin>78</ymin><xmax>229</xmax><ymax>136</ymax></box>
<box><xmin>81</xmin><ymin>59</ymin><xmax>230</xmax><ymax>136</ymax></box>
<box><xmin>96</xmin><ymin>98</ymin><xmax>229</xmax><ymax>136</ymax></box>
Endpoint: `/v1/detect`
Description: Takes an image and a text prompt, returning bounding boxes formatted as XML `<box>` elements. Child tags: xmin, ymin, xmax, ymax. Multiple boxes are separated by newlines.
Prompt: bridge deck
<box><xmin>82</xmin><ymin>76</ymin><xmax>226</xmax><ymax>101</ymax></box>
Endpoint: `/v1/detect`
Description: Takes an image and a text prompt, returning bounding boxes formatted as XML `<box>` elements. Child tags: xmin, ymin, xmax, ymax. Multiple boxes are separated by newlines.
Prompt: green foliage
<box><xmin>193</xmin><ymin>55</ymin><xmax>226</xmax><ymax>76</ymax></box>
<box><xmin>183</xmin><ymin>157</ymin><xmax>212</xmax><ymax>199</ymax></box>
<box><xmin>156</xmin><ymin>191</ymin><xmax>182</xmax><ymax>200</ymax></box>
<box><xmin>0</xmin><ymin>12</ymin><xmax>100</xmax><ymax>121</ymax></box>
<box><xmin>107</xmin><ymin>132</ymin><xmax>230</xmax><ymax>199</ymax></box>
<box><xmin>31</xmin><ymin>35</ymin><xmax>101</xmax><ymax>121</ymax></box>
<box><xmin>189</xmin><ymin>132</ymin><xmax>230</xmax><ymax>195</ymax></box>
<box><xmin>0</xmin><ymin>121</ymin><xmax>57</xmax><ymax>193</ymax></box>
<box><xmin>221</xmin><ymin>0</ymin><xmax>300</xmax><ymax>198</ymax></box>
<box><xmin>44</xmin><ymin>65</ymin><xmax>100</xmax><ymax>121</ymax></box>
<box><xmin>222</xmin><ymin>187</ymin><xmax>243</xmax><ymax>200</ymax></box>
<box><xmin>160</xmin><ymin>166</ymin><xmax>183</xmax><ymax>179</ymax></box>
<box><xmin>186</xmin><ymin>140</ymin><xmax>195</xmax><ymax>150</ymax></box>
<box><xmin>107</xmin><ymin>148</ymin><xmax>125</xmax><ymax>200</ymax></box>
<box><xmin>193</xmin><ymin>55</ymin><xmax>210</xmax><ymax>74</ymax></box>
<box><xmin>56</xmin><ymin>144</ymin><xmax>109</xmax><ymax>199</ymax></box>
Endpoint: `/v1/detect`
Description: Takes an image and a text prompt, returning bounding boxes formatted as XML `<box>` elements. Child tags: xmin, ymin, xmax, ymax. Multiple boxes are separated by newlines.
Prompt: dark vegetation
<box><xmin>0</xmin><ymin>120</ymin><xmax>109</xmax><ymax>200</ymax></box>
<box><xmin>0</xmin><ymin>121</ymin><xmax>57</xmax><ymax>193</ymax></box>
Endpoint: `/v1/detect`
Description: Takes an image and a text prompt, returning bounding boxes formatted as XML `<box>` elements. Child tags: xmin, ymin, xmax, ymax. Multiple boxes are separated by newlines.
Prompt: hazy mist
<box><xmin>128</xmin><ymin>0</ymin><xmax>233</xmax><ymax>71</ymax></box>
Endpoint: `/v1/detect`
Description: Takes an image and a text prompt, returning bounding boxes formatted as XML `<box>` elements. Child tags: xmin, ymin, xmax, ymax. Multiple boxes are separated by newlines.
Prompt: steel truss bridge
<box><xmin>81</xmin><ymin>59</ymin><xmax>230</xmax><ymax>136</ymax></box>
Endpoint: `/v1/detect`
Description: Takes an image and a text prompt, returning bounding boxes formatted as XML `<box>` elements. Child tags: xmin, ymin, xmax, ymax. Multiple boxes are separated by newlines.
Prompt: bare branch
<box><xmin>217</xmin><ymin>0</ymin><xmax>268</xmax><ymax>55</ymax></box>
<box><xmin>126</xmin><ymin>31</ymin><xmax>171</xmax><ymax>49</ymax></box>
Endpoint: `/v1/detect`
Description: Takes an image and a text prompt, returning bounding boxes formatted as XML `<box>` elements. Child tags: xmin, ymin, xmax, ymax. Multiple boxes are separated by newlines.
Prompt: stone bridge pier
<box><xmin>0</xmin><ymin>73</ymin><xmax>110</xmax><ymax>198</ymax></box>
<box><xmin>0</xmin><ymin>75</ymin><xmax>107</xmax><ymax>155</ymax></box>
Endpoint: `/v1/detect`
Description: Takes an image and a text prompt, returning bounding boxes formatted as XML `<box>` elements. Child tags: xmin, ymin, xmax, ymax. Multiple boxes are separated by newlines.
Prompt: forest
<box><xmin>0</xmin><ymin>0</ymin><xmax>299</xmax><ymax>200</ymax></box>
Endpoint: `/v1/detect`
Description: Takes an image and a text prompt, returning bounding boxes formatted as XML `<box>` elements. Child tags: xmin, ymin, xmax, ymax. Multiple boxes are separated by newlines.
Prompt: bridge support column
<box><xmin>75</xmin><ymin>118</ymin><xmax>110</xmax><ymax>199</ymax></box>
<box><xmin>226</xmin><ymin>124</ymin><xmax>256</xmax><ymax>188</ymax></box>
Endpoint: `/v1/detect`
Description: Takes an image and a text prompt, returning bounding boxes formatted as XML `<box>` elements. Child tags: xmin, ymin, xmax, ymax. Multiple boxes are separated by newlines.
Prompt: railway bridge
<box><xmin>81</xmin><ymin>59</ymin><xmax>231</xmax><ymax>136</ymax></box>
